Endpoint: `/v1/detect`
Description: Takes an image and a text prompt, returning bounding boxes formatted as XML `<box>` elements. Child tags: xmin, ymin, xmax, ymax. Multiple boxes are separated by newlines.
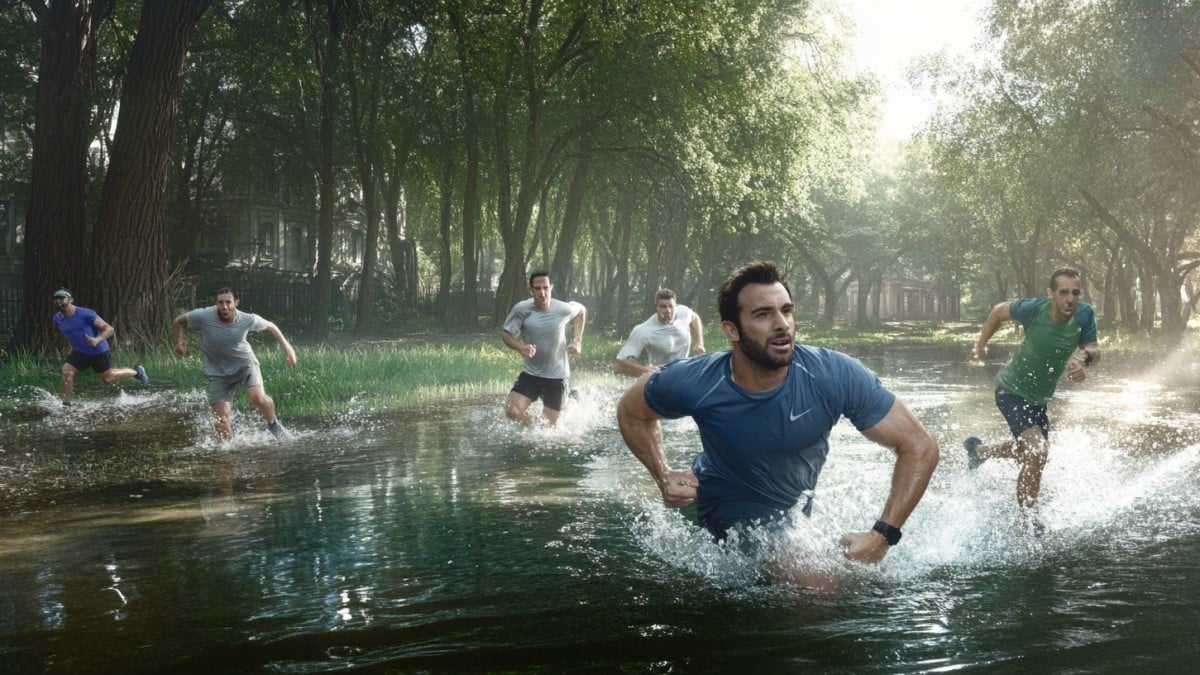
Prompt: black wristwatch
<box><xmin>873</xmin><ymin>519</ymin><xmax>902</xmax><ymax>545</ymax></box>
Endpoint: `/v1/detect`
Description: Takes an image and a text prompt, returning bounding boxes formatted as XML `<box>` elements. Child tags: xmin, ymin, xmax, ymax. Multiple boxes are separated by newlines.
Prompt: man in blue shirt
<box><xmin>51</xmin><ymin>288</ymin><xmax>148</xmax><ymax>407</ymax></box>
<box><xmin>617</xmin><ymin>262</ymin><xmax>939</xmax><ymax>581</ymax></box>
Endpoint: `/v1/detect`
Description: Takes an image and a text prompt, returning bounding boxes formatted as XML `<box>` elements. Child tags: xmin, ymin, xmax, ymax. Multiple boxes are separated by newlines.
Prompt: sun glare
<box><xmin>841</xmin><ymin>0</ymin><xmax>988</xmax><ymax>143</ymax></box>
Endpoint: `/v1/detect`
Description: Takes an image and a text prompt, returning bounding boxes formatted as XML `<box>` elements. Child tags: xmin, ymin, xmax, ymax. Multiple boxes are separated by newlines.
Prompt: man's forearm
<box><xmin>878</xmin><ymin>435</ymin><xmax>939</xmax><ymax>528</ymax></box>
<box><xmin>572</xmin><ymin>312</ymin><xmax>586</xmax><ymax>342</ymax></box>
<box><xmin>613</xmin><ymin>358</ymin><xmax>650</xmax><ymax>377</ymax></box>
<box><xmin>500</xmin><ymin>330</ymin><xmax>524</xmax><ymax>351</ymax></box>
<box><xmin>974</xmin><ymin>303</ymin><xmax>1010</xmax><ymax>354</ymax></box>
<box><xmin>617</xmin><ymin>382</ymin><xmax>669</xmax><ymax>483</ymax></box>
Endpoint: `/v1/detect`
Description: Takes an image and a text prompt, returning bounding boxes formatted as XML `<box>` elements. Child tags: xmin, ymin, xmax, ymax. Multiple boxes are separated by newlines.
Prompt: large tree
<box><xmin>13</xmin><ymin>0</ymin><xmax>115</xmax><ymax>353</ymax></box>
<box><xmin>88</xmin><ymin>0</ymin><xmax>213</xmax><ymax>344</ymax></box>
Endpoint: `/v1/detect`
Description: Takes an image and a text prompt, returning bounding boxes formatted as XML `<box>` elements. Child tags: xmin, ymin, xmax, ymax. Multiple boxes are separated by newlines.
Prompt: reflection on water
<box><xmin>2</xmin><ymin>346</ymin><xmax>1200</xmax><ymax>672</ymax></box>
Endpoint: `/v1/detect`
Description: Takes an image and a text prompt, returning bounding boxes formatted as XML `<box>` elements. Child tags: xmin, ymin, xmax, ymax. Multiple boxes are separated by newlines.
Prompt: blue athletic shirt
<box><xmin>643</xmin><ymin>345</ymin><xmax>895</xmax><ymax>517</ymax></box>
<box><xmin>53</xmin><ymin>307</ymin><xmax>109</xmax><ymax>356</ymax></box>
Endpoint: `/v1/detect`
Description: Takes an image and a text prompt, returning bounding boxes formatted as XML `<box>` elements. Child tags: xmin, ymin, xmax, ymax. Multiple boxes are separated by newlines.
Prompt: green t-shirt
<box><xmin>996</xmin><ymin>297</ymin><xmax>1098</xmax><ymax>405</ymax></box>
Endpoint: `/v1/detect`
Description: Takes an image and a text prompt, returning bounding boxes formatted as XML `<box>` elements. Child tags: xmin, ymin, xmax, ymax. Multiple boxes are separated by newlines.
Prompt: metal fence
<box><xmin>191</xmin><ymin>270</ymin><xmax>319</xmax><ymax>326</ymax></box>
<box><xmin>0</xmin><ymin>280</ymin><xmax>503</xmax><ymax>340</ymax></box>
<box><xmin>0</xmin><ymin>286</ymin><xmax>18</xmax><ymax>337</ymax></box>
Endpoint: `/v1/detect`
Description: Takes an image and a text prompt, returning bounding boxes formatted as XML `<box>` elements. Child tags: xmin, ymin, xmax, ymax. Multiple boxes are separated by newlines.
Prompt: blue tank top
<box><xmin>53</xmin><ymin>307</ymin><xmax>109</xmax><ymax>356</ymax></box>
<box><xmin>643</xmin><ymin>345</ymin><xmax>895</xmax><ymax>515</ymax></box>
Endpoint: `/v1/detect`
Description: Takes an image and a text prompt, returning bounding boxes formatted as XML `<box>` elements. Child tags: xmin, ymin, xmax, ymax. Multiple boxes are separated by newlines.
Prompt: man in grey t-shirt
<box><xmin>500</xmin><ymin>271</ymin><xmax>586</xmax><ymax>427</ymax></box>
<box><xmin>172</xmin><ymin>287</ymin><xmax>298</xmax><ymax>442</ymax></box>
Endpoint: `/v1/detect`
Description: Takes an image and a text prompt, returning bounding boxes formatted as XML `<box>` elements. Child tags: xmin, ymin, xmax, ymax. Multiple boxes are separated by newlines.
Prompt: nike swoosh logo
<box><xmin>789</xmin><ymin>408</ymin><xmax>812</xmax><ymax>422</ymax></box>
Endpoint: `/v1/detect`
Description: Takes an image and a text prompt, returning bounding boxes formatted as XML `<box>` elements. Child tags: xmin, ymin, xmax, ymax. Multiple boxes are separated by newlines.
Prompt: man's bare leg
<box><xmin>213</xmin><ymin>401</ymin><xmax>233</xmax><ymax>442</ymax></box>
<box><xmin>60</xmin><ymin>363</ymin><xmax>79</xmax><ymax>405</ymax></box>
<box><xmin>246</xmin><ymin>385</ymin><xmax>278</xmax><ymax>425</ymax></box>
<box><xmin>505</xmin><ymin>391</ymin><xmax>537</xmax><ymax>427</ymax></box>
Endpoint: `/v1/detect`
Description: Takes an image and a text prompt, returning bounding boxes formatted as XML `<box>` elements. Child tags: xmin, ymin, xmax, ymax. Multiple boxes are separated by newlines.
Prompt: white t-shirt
<box><xmin>617</xmin><ymin>305</ymin><xmax>695</xmax><ymax>367</ymax></box>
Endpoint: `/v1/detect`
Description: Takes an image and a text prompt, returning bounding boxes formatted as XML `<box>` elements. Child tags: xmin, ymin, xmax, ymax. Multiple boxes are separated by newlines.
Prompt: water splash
<box><xmin>587</xmin><ymin>367</ymin><xmax>1200</xmax><ymax>597</ymax></box>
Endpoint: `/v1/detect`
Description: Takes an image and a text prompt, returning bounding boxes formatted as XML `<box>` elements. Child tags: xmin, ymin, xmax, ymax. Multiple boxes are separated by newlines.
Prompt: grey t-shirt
<box><xmin>617</xmin><ymin>305</ymin><xmax>695</xmax><ymax>366</ymax></box>
<box><xmin>503</xmin><ymin>298</ymin><xmax>584</xmax><ymax>379</ymax></box>
<box><xmin>185</xmin><ymin>307</ymin><xmax>270</xmax><ymax>377</ymax></box>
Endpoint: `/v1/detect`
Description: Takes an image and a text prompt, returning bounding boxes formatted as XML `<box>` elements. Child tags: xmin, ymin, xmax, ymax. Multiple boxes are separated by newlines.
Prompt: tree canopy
<box><xmin>3</xmin><ymin>0</ymin><xmax>1199</xmax><ymax>350</ymax></box>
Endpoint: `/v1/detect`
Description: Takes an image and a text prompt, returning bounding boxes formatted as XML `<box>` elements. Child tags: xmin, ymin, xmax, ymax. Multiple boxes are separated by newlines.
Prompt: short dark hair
<box><xmin>717</xmin><ymin>261</ymin><xmax>791</xmax><ymax>327</ymax></box>
<box><xmin>1048</xmin><ymin>268</ymin><xmax>1079</xmax><ymax>291</ymax></box>
<box><xmin>215</xmin><ymin>286</ymin><xmax>238</xmax><ymax>300</ymax></box>
<box><xmin>655</xmin><ymin>288</ymin><xmax>676</xmax><ymax>302</ymax></box>
<box><xmin>529</xmin><ymin>271</ymin><xmax>550</xmax><ymax>287</ymax></box>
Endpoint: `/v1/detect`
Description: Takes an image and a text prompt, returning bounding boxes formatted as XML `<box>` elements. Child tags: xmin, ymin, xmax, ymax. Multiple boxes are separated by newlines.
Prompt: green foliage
<box><xmin>270</xmin><ymin>340</ymin><xmax>517</xmax><ymax>413</ymax></box>
<box><xmin>916</xmin><ymin>0</ymin><xmax>1200</xmax><ymax>345</ymax></box>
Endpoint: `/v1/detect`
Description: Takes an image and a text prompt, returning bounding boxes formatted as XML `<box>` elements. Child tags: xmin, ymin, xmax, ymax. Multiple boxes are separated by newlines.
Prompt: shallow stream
<box><xmin>2</xmin><ymin>344</ymin><xmax>1199</xmax><ymax>672</ymax></box>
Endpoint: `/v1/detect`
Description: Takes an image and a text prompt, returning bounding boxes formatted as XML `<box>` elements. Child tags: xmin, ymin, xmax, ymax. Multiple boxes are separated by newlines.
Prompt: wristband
<box><xmin>873</xmin><ymin>520</ymin><xmax>902</xmax><ymax>545</ymax></box>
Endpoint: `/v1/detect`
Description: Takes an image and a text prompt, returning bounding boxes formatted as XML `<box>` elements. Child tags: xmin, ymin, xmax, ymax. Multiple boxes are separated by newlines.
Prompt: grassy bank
<box><xmin>0</xmin><ymin>337</ymin><xmax>524</xmax><ymax>416</ymax></box>
<box><xmin>2</xmin><ymin>319</ymin><xmax>1192</xmax><ymax>415</ymax></box>
<box><xmin>0</xmin><ymin>320</ymin><xmax>1192</xmax><ymax>509</ymax></box>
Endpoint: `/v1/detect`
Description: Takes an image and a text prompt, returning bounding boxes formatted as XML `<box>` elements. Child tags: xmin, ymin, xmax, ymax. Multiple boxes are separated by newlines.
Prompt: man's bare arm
<box><xmin>616</xmin><ymin>375</ymin><xmax>697</xmax><ymax>507</ymax></box>
<box><xmin>838</xmin><ymin>399</ymin><xmax>940</xmax><ymax>563</ymax></box>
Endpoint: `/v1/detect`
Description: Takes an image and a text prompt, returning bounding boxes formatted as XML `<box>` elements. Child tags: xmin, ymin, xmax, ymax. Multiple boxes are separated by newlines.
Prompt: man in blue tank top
<box><xmin>617</xmin><ymin>262</ymin><xmax>939</xmax><ymax>581</ymax></box>
<box><xmin>51</xmin><ymin>288</ymin><xmax>149</xmax><ymax>407</ymax></box>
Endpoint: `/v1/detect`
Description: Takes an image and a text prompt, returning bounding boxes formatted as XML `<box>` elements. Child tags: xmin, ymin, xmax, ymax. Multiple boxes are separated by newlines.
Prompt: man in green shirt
<box><xmin>964</xmin><ymin>268</ymin><xmax>1101</xmax><ymax>515</ymax></box>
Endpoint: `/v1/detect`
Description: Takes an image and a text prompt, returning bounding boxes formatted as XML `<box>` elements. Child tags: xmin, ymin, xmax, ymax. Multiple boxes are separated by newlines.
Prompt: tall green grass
<box><xmin>4</xmin><ymin>319</ymin><xmax>1192</xmax><ymax>416</ymax></box>
<box><xmin>274</xmin><ymin>341</ymin><xmax>518</xmax><ymax>413</ymax></box>
<box><xmin>0</xmin><ymin>339</ymin><xmax>523</xmax><ymax>416</ymax></box>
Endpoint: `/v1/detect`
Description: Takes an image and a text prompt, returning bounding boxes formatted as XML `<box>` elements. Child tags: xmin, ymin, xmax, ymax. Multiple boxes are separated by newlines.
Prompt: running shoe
<box><xmin>1023</xmin><ymin>511</ymin><xmax>1047</xmax><ymax>537</ymax></box>
<box><xmin>267</xmin><ymin>419</ymin><xmax>290</xmax><ymax>441</ymax></box>
<box><xmin>963</xmin><ymin>436</ymin><xmax>985</xmax><ymax>470</ymax></box>
<box><xmin>135</xmin><ymin>365</ymin><xmax>149</xmax><ymax>389</ymax></box>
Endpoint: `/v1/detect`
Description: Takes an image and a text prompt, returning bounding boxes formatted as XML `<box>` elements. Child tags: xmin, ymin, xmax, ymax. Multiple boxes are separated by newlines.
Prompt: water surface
<box><xmin>2</xmin><ymin>345</ymin><xmax>1200</xmax><ymax>673</ymax></box>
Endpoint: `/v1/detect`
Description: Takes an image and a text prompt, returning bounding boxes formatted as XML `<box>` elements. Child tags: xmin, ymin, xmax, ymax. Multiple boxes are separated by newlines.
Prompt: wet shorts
<box><xmin>207</xmin><ymin>364</ymin><xmax>264</xmax><ymax>405</ymax></box>
<box><xmin>64</xmin><ymin>350</ymin><xmax>112</xmax><ymax>374</ymax></box>
<box><xmin>995</xmin><ymin>386</ymin><xmax>1049</xmax><ymax>439</ymax></box>
<box><xmin>510</xmin><ymin>371</ymin><xmax>568</xmax><ymax>411</ymax></box>
<box><xmin>698</xmin><ymin>493</ymin><xmax>814</xmax><ymax>543</ymax></box>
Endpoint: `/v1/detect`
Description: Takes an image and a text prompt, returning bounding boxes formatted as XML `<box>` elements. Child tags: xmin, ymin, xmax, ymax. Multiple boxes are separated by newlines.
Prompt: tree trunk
<box><xmin>855</xmin><ymin>274</ymin><xmax>874</xmax><ymax>328</ymax></box>
<box><xmin>1157</xmin><ymin>272</ymin><xmax>1186</xmax><ymax>349</ymax></box>
<box><xmin>349</xmin><ymin>31</ymin><xmax>383</xmax><ymax>337</ymax></box>
<box><xmin>460</xmin><ymin>97</ymin><xmax>481</xmax><ymax>329</ymax></box>
<box><xmin>353</xmin><ymin>173</ymin><xmax>379</xmax><ymax>336</ymax></box>
<box><xmin>490</xmin><ymin>65</ymin><xmax>520</xmax><ymax>324</ymax></box>
<box><xmin>437</xmin><ymin>148</ymin><xmax>454</xmax><ymax>319</ymax></box>
<box><xmin>89</xmin><ymin>0</ymin><xmax>212</xmax><ymax>345</ymax></box>
<box><xmin>450</xmin><ymin>6</ymin><xmax>480</xmax><ymax>330</ymax></box>
<box><xmin>1138</xmin><ymin>266</ymin><xmax>1155</xmax><ymax>333</ymax></box>
<box><xmin>870</xmin><ymin>272</ymin><xmax>884</xmax><ymax>321</ymax></box>
<box><xmin>383</xmin><ymin>130</ymin><xmax>415</xmax><ymax>308</ymax></box>
<box><xmin>13</xmin><ymin>0</ymin><xmax>114</xmax><ymax>354</ymax></box>
<box><xmin>305</xmin><ymin>0</ymin><xmax>342</xmax><ymax>339</ymax></box>
<box><xmin>550</xmin><ymin>146</ymin><xmax>591</xmax><ymax>294</ymax></box>
<box><xmin>493</xmin><ymin>0</ymin><xmax>544</xmax><ymax>322</ymax></box>
<box><xmin>615</xmin><ymin>178</ymin><xmax>634</xmax><ymax>336</ymax></box>
<box><xmin>1117</xmin><ymin>260</ymin><xmax>1138</xmax><ymax>329</ymax></box>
